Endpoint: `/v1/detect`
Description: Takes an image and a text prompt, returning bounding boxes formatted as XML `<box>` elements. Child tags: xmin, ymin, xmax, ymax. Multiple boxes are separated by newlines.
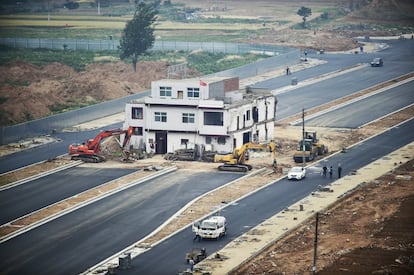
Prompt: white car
<box><xmin>287</xmin><ymin>166</ymin><xmax>306</xmax><ymax>180</ymax></box>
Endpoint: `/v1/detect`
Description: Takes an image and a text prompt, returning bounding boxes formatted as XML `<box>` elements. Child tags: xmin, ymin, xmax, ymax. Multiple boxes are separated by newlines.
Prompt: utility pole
<box><xmin>312</xmin><ymin>212</ymin><xmax>320</xmax><ymax>274</ymax></box>
<box><xmin>302</xmin><ymin>108</ymin><xmax>305</xmax><ymax>167</ymax></box>
<box><xmin>47</xmin><ymin>0</ymin><xmax>50</xmax><ymax>21</ymax></box>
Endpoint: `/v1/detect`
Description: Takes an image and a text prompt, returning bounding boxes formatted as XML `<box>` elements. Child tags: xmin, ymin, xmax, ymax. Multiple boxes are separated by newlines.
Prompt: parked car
<box><xmin>287</xmin><ymin>166</ymin><xmax>306</xmax><ymax>180</ymax></box>
<box><xmin>370</xmin><ymin>57</ymin><xmax>383</xmax><ymax>67</ymax></box>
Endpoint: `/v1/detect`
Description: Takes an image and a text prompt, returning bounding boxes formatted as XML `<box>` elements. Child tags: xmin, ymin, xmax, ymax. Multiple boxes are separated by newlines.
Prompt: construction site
<box><xmin>1</xmin><ymin>49</ymin><xmax>413</xmax><ymax>273</ymax></box>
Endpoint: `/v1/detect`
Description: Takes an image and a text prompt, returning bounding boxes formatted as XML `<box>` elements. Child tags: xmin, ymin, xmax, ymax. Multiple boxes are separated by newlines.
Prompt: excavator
<box><xmin>214</xmin><ymin>141</ymin><xmax>277</xmax><ymax>172</ymax></box>
<box><xmin>69</xmin><ymin>127</ymin><xmax>133</xmax><ymax>163</ymax></box>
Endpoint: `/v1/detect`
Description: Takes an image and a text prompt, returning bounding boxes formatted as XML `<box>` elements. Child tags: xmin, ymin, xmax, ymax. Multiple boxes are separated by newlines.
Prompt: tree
<box><xmin>119</xmin><ymin>1</ymin><xmax>157</xmax><ymax>72</ymax></box>
<box><xmin>64</xmin><ymin>1</ymin><xmax>79</xmax><ymax>10</ymax></box>
<box><xmin>297</xmin><ymin>6</ymin><xmax>312</xmax><ymax>28</ymax></box>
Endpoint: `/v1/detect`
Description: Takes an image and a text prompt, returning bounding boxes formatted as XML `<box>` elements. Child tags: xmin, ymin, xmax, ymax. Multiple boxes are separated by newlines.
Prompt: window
<box><xmin>160</xmin><ymin>86</ymin><xmax>172</xmax><ymax>97</ymax></box>
<box><xmin>187</xmin><ymin>87</ymin><xmax>200</xmax><ymax>98</ymax></box>
<box><xmin>252</xmin><ymin>106</ymin><xmax>259</xmax><ymax>122</ymax></box>
<box><xmin>246</xmin><ymin>110</ymin><xmax>251</xmax><ymax>121</ymax></box>
<box><xmin>132</xmin><ymin>127</ymin><xmax>143</xmax><ymax>136</ymax></box>
<box><xmin>204</xmin><ymin>112</ymin><xmax>223</xmax><ymax>126</ymax></box>
<box><xmin>131</xmin><ymin>107</ymin><xmax>143</xmax><ymax>119</ymax></box>
<box><xmin>182</xmin><ymin>113</ymin><xmax>195</xmax><ymax>123</ymax></box>
<box><xmin>205</xmin><ymin>136</ymin><xmax>212</xmax><ymax>144</ymax></box>
<box><xmin>217</xmin><ymin>137</ymin><xmax>226</xmax><ymax>144</ymax></box>
<box><xmin>155</xmin><ymin>112</ymin><xmax>167</xmax><ymax>122</ymax></box>
<box><xmin>181</xmin><ymin>139</ymin><xmax>189</xmax><ymax>145</ymax></box>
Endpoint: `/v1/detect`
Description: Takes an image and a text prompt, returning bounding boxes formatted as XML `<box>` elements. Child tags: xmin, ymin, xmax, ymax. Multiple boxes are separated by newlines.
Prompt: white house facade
<box><xmin>123</xmin><ymin>76</ymin><xmax>276</xmax><ymax>155</ymax></box>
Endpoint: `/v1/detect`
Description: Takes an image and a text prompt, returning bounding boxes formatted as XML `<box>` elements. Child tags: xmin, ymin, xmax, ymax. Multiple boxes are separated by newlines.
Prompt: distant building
<box><xmin>123</xmin><ymin>76</ymin><xmax>276</xmax><ymax>155</ymax></box>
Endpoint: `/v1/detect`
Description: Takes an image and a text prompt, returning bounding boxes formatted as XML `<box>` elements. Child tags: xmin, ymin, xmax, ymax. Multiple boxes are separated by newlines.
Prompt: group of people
<box><xmin>286</xmin><ymin>50</ymin><xmax>309</xmax><ymax>75</ymax></box>
<box><xmin>322</xmin><ymin>163</ymin><xmax>342</xmax><ymax>179</ymax></box>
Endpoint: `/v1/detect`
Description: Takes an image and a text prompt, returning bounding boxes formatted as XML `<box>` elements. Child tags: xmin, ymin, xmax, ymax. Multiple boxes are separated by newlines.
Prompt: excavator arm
<box><xmin>215</xmin><ymin>141</ymin><xmax>277</xmax><ymax>172</ymax></box>
<box><xmin>69</xmin><ymin>127</ymin><xmax>133</xmax><ymax>163</ymax></box>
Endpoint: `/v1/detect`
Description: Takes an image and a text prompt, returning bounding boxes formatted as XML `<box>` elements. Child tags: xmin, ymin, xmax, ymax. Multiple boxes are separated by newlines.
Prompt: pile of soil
<box><xmin>0</xmin><ymin>60</ymin><xmax>170</xmax><ymax>126</ymax></box>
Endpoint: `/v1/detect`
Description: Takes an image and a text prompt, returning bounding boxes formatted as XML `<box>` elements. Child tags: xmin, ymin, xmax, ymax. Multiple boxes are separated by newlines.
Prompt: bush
<box><xmin>64</xmin><ymin>1</ymin><xmax>79</xmax><ymax>10</ymax></box>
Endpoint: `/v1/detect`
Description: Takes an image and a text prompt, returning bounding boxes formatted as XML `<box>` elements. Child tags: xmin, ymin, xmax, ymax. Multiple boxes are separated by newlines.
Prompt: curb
<box><xmin>0</xmin><ymin>160</ymin><xmax>83</xmax><ymax>191</ymax></box>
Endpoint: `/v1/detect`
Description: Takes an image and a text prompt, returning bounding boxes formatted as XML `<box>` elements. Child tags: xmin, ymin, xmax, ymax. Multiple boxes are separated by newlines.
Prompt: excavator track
<box><xmin>218</xmin><ymin>164</ymin><xmax>252</xmax><ymax>172</ymax></box>
<box><xmin>71</xmin><ymin>154</ymin><xmax>106</xmax><ymax>163</ymax></box>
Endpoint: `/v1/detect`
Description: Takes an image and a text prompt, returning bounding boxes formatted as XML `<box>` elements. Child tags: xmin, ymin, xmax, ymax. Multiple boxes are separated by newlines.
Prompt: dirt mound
<box><xmin>348</xmin><ymin>0</ymin><xmax>414</xmax><ymax>23</ymax></box>
<box><xmin>0</xmin><ymin>60</ymin><xmax>170</xmax><ymax>126</ymax></box>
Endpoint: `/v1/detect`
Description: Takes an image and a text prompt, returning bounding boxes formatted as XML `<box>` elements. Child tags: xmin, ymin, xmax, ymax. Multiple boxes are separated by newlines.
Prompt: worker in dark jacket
<box><xmin>322</xmin><ymin>165</ymin><xmax>327</xmax><ymax>177</ymax></box>
<box><xmin>338</xmin><ymin>163</ymin><xmax>342</xmax><ymax>178</ymax></box>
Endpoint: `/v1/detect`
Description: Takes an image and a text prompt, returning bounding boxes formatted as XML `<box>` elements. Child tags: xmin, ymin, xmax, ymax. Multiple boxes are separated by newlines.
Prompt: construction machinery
<box><xmin>293</xmin><ymin>131</ymin><xmax>328</xmax><ymax>163</ymax></box>
<box><xmin>185</xmin><ymin>247</ymin><xmax>207</xmax><ymax>264</ymax></box>
<box><xmin>214</xmin><ymin>141</ymin><xmax>277</xmax><ymax>172</ymax></box>
<box><xmin>69</xmin><ymin>127</ymin><xmax>133</xmax><ymax>163</ymax></box>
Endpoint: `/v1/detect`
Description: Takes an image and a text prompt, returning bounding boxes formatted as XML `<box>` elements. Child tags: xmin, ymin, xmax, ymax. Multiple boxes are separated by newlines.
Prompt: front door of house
<box><xmin>155</xmin><ymin>131</ymin><xmax>167</xmax><ymax>154</ymax></box>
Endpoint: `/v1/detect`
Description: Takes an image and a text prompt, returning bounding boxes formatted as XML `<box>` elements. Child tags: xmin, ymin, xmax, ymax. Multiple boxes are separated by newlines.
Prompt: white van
<box><xmin>192</xmin><ymin>216</ymin><xmax>227</xmax><ymax>239</ymax></box>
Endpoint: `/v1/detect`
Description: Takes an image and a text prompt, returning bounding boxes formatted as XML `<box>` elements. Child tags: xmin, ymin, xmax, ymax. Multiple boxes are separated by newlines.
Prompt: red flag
<box><xmin>200</xmin><ymin>80</ymin><xmax>207</xmax><ymax>87</ymax></box>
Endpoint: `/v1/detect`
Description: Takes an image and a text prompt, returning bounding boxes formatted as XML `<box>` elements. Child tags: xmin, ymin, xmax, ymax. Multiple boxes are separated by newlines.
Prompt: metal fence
<box><xmin>0</xmin><ymin>38</ymin><xmax>292</xmax><ymax>55</ymax></box>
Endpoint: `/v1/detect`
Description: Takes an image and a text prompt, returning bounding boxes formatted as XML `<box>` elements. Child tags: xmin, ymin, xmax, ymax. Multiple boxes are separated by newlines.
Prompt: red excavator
<box><xmin>69</xmin><ymin>127</ymin><xmax>133</xmax><ymax>163</ymax></box>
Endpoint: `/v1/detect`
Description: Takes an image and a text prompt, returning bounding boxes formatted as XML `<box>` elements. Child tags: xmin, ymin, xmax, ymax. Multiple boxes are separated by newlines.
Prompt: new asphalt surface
<box><xmin>0</xmin><ymin>170</ymin><xmax>243</xmax><ymax>274</ymax></box>
<box><xmin>0</xmin><ymin>167</ymin><xmax>137</xmax><ymax>225</ymax></box>
<box><xmin>116</xmin><ymin>118</ymin><xmax>414</xmax><ymax>275</ymax></box>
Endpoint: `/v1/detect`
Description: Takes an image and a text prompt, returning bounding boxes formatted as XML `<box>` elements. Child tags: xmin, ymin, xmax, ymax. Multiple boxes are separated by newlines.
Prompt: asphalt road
<box><xmin>304</xmin><ymin>80</ymin><xmax>414</xmax><ymax>128</ymax></box>
<box><xmin>117</xmin><ymin>118</ymin><xmax>414</xmax><ymax>275</ymax></box>
<box><xmin>0</xmin><ymin>167</ymin><xmax>137</xmax><ymax>225</ymax></box>
<box><xmin>0</xmin><ymin>123</ymin><xmax>125</xmax><ymax>174</ymax></box>
<box><xmin>0</xmin><ymin>170</ymin><xmax>242</xmax><ymax>274</ymax></box>
<box><xmin>267</xmin><ymin>39</ymin><xmax>414</xmax><ymax>121</ymax></box>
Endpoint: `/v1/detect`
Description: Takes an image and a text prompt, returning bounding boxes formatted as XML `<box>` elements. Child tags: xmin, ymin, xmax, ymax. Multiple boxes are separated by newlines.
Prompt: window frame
<box><xmin>217</xmin><ymin>136</ymin><xmax>226</xmax><ymax>144</ymax></box>
<box><xmin>203</xmin><ymin>111</ymin><xmax>224</xmax><ymax>126</ymax></box>
<box><xmin>160</xmin><ymin>86</ymin><xmax>172</xmax><ymax>97</ymax></box>
<box><xmin>155</xmin><ymin>111</ymin><xmax>167</xmax><ymax>122</ymax></box>
<box><xmin>132</xmin><ymin>127</ymin><xmax>143</xmax><ymax>136</ymax></box>
<box><xmin>187</xmin><ymin>87</ymin><xmax>200</xmax><ymax>98</ymax></box>
<box><xmin>131</xmin><ymin>107</ymin><xmax>143</xmax><ymax>120</ymax></box>
<box><xmin>182</xmin><ymin>113</ymin><xmax>195</xmax><ymax>123</ymax></box>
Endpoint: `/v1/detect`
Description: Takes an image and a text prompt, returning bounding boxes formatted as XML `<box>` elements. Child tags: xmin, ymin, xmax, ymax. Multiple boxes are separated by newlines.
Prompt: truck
<box><xmin>192</xmin><ymin>216</ymin><xmax>227</xmax><ymax>240</ymax></box>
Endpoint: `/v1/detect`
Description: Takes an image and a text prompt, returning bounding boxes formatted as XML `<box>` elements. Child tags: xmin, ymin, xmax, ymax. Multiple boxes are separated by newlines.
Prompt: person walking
<box><xmin>322</xmin><ymin>165</ymin><xmax>327</xmax><ymax>177</ymax></box>
<box><xmin>329</xmin><ymin>165</ymin><xmax>333</xmax><ymax>179</ymax></box>
<box><xmin>286</xmin><ymin>66</ymin><xmax>291</xmax><ymax>75</ymax></box>
<box><xmin>193</xmin><ymin>232</ymin><xmax>201</xmax><ymax>242</ymax></box>
<box><xmin>193</xmin><ymin>222</ymin><xmax>201</xmax><ymax>242</ymax></box>
<box><xmin>338</xmin><ymin>163</ymin><xmax>342</xmax><ymax>178</ymax></box>
<box><xmin>189</xmin><ymin>258</ymin><xmax>195</xmax><ymax>272</ymax></box>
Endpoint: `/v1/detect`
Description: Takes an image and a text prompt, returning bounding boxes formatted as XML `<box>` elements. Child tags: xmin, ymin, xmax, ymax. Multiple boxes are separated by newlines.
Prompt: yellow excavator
<box><xmin>214</xmin><ymin>141</ymin><xmax>277</xmax><ymax>172</ymax></box>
